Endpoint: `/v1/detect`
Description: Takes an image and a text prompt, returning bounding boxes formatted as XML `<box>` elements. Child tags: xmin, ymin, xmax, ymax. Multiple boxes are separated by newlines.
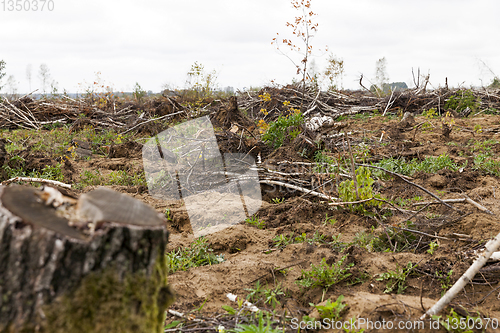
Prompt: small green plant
<box><xmin>427</xmin><ymin>241</ymin><xmax>439</xmax><ymax>255</ymax></box>
<box><xmin>272</xmin><ymin>233</ymin><xmax>295</xmax><ymax>248</ymax></box>
<box><xmin>311</xmin><ymin>295</ymin><xmax>347</xmax><ymax>321</ymax></box>
<box><xmin>2</xmin><ymin>160</ymin><xmax>64</xmax><ymax>183</ymax></box>
<box><xmin>245</xmin><ymin>216</ymin><xmax>265</xmax><ymax>229</ymax></box>
<box><xmin>338</xmin><ymin>166</ymin><xmax>382</xmax><ymax>214</ymax></box>
<box><xmin>233</xmin><ymin>311</ymin><xmax>282</xmax><ymax>333</ymax></box>
<box><xmin>245</xmin><ymin>281</ymin><xmax>265</xmax><ymax>303</ymax></box>
<box><xmin>307</xmin><ymin>231</ymin><xmax>327</xmax><ymax>244</ymax></box>
<box><xmin>323</xmin><ymin>213</ymin><xmax>337</xmax><ymax>225</ymax></box>
<box><xmin>296</xmin><ymin>255</ymin><xmax>353</xmax><ymax>290</ymax></box>
<box><xmin>436</xmin><ymin>270</ymin><xmax>453</xmax><ymax>296</ymax></box>
<box><xmin>166</xmin><ymin>237</ymin><xmax>224</xmax><ymax>273</ymax></box>
<box><xmin>445</xmin><ymin>89</ymin><xmax>480</xmax><ymax>113</ymax></box>
<box><xmin>263</xmin><ymin>283</ymin><xmax>284</xmax><ymax>309</ymax></box>
<box><xmin>351</xmin><ymin>231</ymin><xmax>376</xmax><ymax>252</ymax></box>
<box><xmin>271</xmin><ymin>197</ymin><xmax>285</xmax><ymax>204</ymax></box>
<box><xmin>422</xmin><ymin>108</ymin><xmax>438</xmax><ymax>119</ymax></box>
<box><xmin>473</xmin><ymin>124</ymin><xmax>483</xmax><ymax>134</ymax></box>
<box><xmin>294</xmin><ymin>233</ymin><xmax>307</xmax><ymax>243</ymax></box>
<box><xmin>376</xmin><ymin>262</ymin><xmax>416</xmax><ymax>294</ymax></box>
<box><xmin>330</xmin><ymin>234</ymin><xmax>348</xmax><ymax>252</ymax></box>
<box><xmin>164</xmin><ymin>209</ymin><xmax>172</xmax><ymax>221</ymax></box>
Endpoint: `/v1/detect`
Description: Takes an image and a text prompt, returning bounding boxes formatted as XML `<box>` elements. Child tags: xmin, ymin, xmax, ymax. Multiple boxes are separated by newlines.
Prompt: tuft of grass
<box><xmin>374</xmin><ymin>154</ymin><xmax>460</xmax><ymax>178</ymax></box>
<box><xmin>166</xmin><ymin>237</ymin><xmax>224</xmax><ymax>274</ymax></box>
<box><xmin>2</xmin><ymin>158</ymin><xmax>64</xmax><ymax>183</ymax></box>
<box><xmin>76</xmin><ymin>169</ymin><xmax>146</xmax><ymax>189</ymax></box>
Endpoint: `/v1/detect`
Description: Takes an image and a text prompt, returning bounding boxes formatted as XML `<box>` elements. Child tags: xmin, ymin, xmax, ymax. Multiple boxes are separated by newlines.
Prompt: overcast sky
<box><xmin>1</xmin><ymin>0</ymin><xmax>499</xmax><ymax>94</ymax></box>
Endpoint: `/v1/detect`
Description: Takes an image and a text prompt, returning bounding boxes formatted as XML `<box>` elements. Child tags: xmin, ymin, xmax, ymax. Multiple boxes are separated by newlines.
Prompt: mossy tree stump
<box><xmin>0</xmin><ymin>185</ymin><xmax>174</xmax><ymax>333</ymax></box>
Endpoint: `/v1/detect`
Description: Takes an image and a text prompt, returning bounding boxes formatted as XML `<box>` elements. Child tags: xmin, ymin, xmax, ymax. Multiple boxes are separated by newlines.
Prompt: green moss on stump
<box><xmin>43</xmin><ymin>256</ymin><xmax>175</xmax><ymax>333</ymax></box>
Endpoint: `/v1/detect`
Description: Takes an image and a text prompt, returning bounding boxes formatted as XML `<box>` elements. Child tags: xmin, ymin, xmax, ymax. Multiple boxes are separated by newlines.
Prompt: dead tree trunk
<box><xmin>0</xmin><ymin>185</ymin><xmax>174</xmax><ymax>333</ymax></box>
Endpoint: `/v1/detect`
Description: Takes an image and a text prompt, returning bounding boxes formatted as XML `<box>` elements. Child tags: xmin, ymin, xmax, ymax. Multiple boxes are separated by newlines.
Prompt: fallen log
<box><xmin>0</xmin><ymin>185</ymin><xmax>174</xmax><ymax>333</ymax></box>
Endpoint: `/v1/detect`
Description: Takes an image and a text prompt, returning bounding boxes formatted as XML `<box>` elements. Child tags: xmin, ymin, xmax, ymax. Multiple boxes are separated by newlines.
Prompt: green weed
<box><xmin>376</xmin><ymin>262</ymin><xmax>417</xmax><ymax>294</ymax></box>
<box><xmin>436</xmin><ymin>270</ymin><xmax>453</xmax><ymax>296</ymax></box>
<box><xmin>296</xmin><ymin>255</ymin><xmax>353</xmax><ymax>290</ymax></box>
<box><xmin>2</xmin><ymin>158</ymin><xmax>64</xmax><ymax>183</ymax></box>
<box><xmin>271</xmin><ymin>197</ymin><xmax>285</xmax><ymax>204</ymax></box>
<box><xmin>245</xmin><ymin>281</ymin><xmax>265</xmax><ymax>303</ymax></box>
<box><xmin>263</xmin><ymin>283</ymin><xmax>284</xmax><ymax>309</ymax></box>
<box><xmin>427</xmin><ymin>241</ymin><xmax>439</xmax><ymax>255</ymax></box>
<box><xmin>310</xmin><ymin>295</ymin><xmax>347</xmax><ymax>321</ymax></box>
<box><xmin>323</xmin><ymin>213</ymin><xmax>337</xmax><ymax>225</ymax></box>
<box><xmin>245</xmin><ymin>216</ymin><xmax>265</xmax><ymax>229</ymax></box>
<box><xmin>233</xmin><ymin>311</ymin><xmax>282</xmax><ymax>333</ymax></box>
<box><xmin>473</xmin><ymin>153</ymin><xmax>500</xmax><ymax>176</ymax></box>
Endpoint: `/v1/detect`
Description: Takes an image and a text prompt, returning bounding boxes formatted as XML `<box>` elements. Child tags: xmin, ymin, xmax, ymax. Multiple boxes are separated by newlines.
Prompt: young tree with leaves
<box><xmin>272</xmin><ymin>0</ymin><xmax>325</xmax><ymax>108</ymax></box>
<box><xmin>324</xmin><ymin>54</ymin><xmax>344</xmax><ymax>91</ymax></box>
<box><xmin>186</xmin><ymin>61</ymin><xmax>218</xmax><ymax>98</ymax></box>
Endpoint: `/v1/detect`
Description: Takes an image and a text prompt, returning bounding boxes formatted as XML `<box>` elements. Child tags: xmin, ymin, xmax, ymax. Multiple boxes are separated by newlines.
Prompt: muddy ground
<box><xmin>4</xmin><ymin>93</ymin><xmax>500</xmax><ymax>332</ymax></box>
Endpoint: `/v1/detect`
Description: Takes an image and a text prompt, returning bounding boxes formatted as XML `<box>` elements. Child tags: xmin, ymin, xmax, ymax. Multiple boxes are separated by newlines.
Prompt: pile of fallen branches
<box><xmin>238</xmin><ymin>83</ymin><xmax>500</xmax><ymax>125</ymax></box>
<box><xmin>0</xmin><ymin>93</ymin><xmax>187</xmax><ymax>133</ymax></box>
<box><xmin>2</xmin><ymin>84</ymin><xmax>500</xmax><ymax>134</ymax></box>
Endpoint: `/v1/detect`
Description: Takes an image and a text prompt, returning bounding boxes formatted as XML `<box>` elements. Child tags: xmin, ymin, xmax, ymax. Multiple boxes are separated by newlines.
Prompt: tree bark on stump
<box><xmin>0</xmin><ymin>185</ymin><xmax>174</xmax><ymax>333</ymax></box>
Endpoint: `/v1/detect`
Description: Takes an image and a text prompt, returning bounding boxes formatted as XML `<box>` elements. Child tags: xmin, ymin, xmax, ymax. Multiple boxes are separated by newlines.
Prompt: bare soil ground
<box><xmin>2</xmin><ymin>88</ymin><xmax>500</xmax><ymax>332</ymax></box>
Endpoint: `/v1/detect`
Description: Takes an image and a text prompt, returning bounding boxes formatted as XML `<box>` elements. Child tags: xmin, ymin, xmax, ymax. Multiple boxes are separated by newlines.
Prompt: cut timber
<box><xmin>0</xmin><ymin>185</ymin><xmax>174</xmax><ymax>333</ymax></box>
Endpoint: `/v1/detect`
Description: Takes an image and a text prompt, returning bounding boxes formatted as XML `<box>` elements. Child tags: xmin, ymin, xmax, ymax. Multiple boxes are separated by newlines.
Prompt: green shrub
<box><xmin>338</xmin><ymin>166</ymin><xmax>382</xmax><ymax>213</ymax></box>
<box><xmin>261</xmin><ymin>111</ymin><xmax>304</xmax><ymax>148</ymax></box>
<box><xmin>445</xmin><ymin>89</ymin><xmax>480</xmax><ymax>112</ymax></box>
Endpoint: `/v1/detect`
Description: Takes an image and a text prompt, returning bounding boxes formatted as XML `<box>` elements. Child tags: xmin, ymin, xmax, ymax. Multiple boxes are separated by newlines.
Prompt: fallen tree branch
<box><xmin>413</xmin><ymin>196</ymin><xmax>493</xmax><ymax>215</ymax></box>
<box><xmin>259</xmin><ymin>179</ymin><xmax>337</xmax><ymax>201</ymax></box>
<box><xmin>421</xmin><ymin>232</ymin><xmax>500</xmax><ymax>319</ymax></box>
<box><xmin>1</xmin><ymin>177</ymin><xmax>72</xmax><ymax>189</ymax></box>
<box><xmin>356</xmin><ymin>163</ymin><xmax>457</xmax><ymax>211</ymax></box>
